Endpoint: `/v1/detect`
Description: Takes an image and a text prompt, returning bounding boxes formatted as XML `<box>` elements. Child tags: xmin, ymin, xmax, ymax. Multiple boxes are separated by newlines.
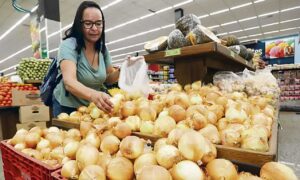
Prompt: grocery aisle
<box><xmin>278</xmin><ymin>111</ymin><xmax>300</xmax><ymax>177</ymax></box>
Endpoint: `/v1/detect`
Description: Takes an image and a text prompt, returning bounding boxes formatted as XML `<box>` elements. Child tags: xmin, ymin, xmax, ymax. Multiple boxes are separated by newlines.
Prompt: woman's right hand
<box><xmin>90</xmin><ymin>91</ymin><xmax>113</xmax><ymax>113</ymax></box>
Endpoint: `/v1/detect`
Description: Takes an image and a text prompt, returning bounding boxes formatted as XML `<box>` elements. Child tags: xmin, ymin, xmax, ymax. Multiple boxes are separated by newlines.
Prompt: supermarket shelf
<box><xmin>24</xmin><ymin>80</ymin><xmax>42</xmax><ymax>84</ymax></box>
<box><xmin>144</xmin><ymin>42</ymin><xmax>254</xmax><ymax>85</ymax></box>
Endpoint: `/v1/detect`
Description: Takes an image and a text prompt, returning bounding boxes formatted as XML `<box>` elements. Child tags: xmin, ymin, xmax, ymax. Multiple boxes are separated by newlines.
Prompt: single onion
<box><xmin>217</xmin><ymin>118</ymin><xmax>228</xmax><ymax>131</ymax></box>
<box><xmin>36</xmin><ymin>138</ymin><xmax>51</xmax><ymax>151</ymax></box>
<box><xmin>167</xmin><ymin>128</ymin><xmax>187</xmax><ymax>146</ymax></box>
<box><xmin>206</xmin><ymin>159</ymin><xmax>238</xmax><ymax>180</ymax></box>
<box><xmin>64</xmin><ymin>141</ymin><xmax>80</xmax><ymax>160</ymax></box>
<box><xmin>61</xmin><ymin>160</ymin><xmax>79</xmax><ymax>179</ymax></box>
<box><xmin>121</xmin><ymin>101</ymin><xmax>137</xmax><ymax>118</ymax></box>
<box><xmin>10</xmin><ymin>133</ymin><xmax>26</xmax><ymax>146</ymax></box>
<box><xmin>176</xmin><ymin>120</ymin><xmax>190</xmax><ymax>130</ymax></box>
<box><xmin>208</xmin><ymin>104</ymin><xmax>224</xmax><ymax>120</ymax></box>
<box><xmin>154</xmin><ymin>138</ymin><xmax>168</xmax><ymax>152</ymax></box>
<box><xmin>22</xmin><ymin>148</ymin><xmax>43</xmax><ymax>160</ymax></box>
<box><xmin>78</xmin><ymin>105</ymin><xmax>88</xmax><ymax>113</ymax></box>
<box><xmin>199</xmin><ymin>124</ymin><xmax>221</xmax><ymax>144</ymax></box>
<box><xmin>46</xmin><ymin>132</ymin><xmax>64</xmax><ymax>148</ymax></box>
<box><xmin>100</xmin><ymin>130</ymin><xmax>113</xmax><ymax>142</ymax></box>
<box><xmin>58</xmin><ymin>112</ymin><xmax>69</xmax><ymax>121</ymax></box>
<box><xmin>241</xmin><ymin>136</ymin><xmax>269</xmax><ymax>152</ymax></box>
<box><xmin>156</xmin><ymin>145</ymin><xmax>182</xmax><ymax>169</ymax></box>
<box><xmin>184</xmin><ymin>84</ymin><xmax>192</xmax><ymax>92</ymax></box>
<box><xmin>158</xmin><ymin>110</ymin><xmax>169</xmax><ymax>118</ymax></box>
<box><xmin>201</xmin><ymin>139</ymin><xmax>217</xmax><ymax>164</ymax></box>
<box><xmin>134</xmin><ymin>152</ymin><xmax>157</xmax><ymax>175</ymax></box>
<box><xmin>170</xmin><ymin>160</ymin><xmax>205</xmax><ymax>180</ymax></box>
<box><xmin>225</xmin><ymin>107</ymin><xmax>248</xmax><ymax>124</ymax></box>
<box><xmin>154</xmin><ymin>116</ymin><xmax>176</xmax><ymax>137</ymax></box>
<box><xmin>14</xmin><ymin>143</ymin><xmax>26</xmax><ymax>151</ymax></box>
<box><xmin>80</xmin><ymin>121</ymin><xmax>93</xmax><ymax>138</ymax></box>
<box><xmin>137</xmin><ymin>165</ymin><xmax>172</xmax><ymax>180</ymax></box>
<box><xmin>150</xmin><ymin>100</ymin><xmax>164</xmax><ymax>114</ymax></box>
<box><xmin>189</xmin><ymin>93</ymin><xmax>203</xmax><ymax>105</ymax></box>
<box><xmin>263</xmin><ymin>105</ymin><xmax>275</xmax><ymax>118</ymax></box>
<box><xmin>206</xmin><ymin>91</ymin><xmax>221</xmax><ymax>102</ymax></box>
<box><xmin>168</xmin><ymin>105</ymin><xmax>186</xmax><ymax>123</ymax></box>
<box><xmin>110</xmin><ymin>96</ymin><xmax>122</xmax><ymax>115</ymax></box>
<box><xmin>107</xmin><ymin>117</ymin><xmax>122</xmax><ymax>129</ymax></box>
<box><xmin>100</xmin><ymin>135</ymin><xmax>120</xmax><ymax>155</ymax></box>
<box><xmin>216</xmin><ymin>96</ymin><xmax>228</xmax><ymax>107</ymax></box>
<box><xmin>93</xmin><ymin>118</ymin><xmax>106</xmax><ymax>125</ymax></box>
<box><xmin>113</xmin><ymin>122</ymin><xmax>132</xmax><ymax>139</ymax></box>
<box><xmin>170</xmin><ymin>83</ymin><xmax>182</xmax><ymax>91</ymax></box>
<box><xmin>125</xmin><ymin>116</ymin><xmax>141</xmax><ymax>131</ymax></box>
<box><xmin>76</xmin><ymin>144</ymin><xmax>99</xmax><ymax>171</ymax></box>
<box><xmin>191</xmin><ymin>112</ymin><xmax>207</xmax><ymax>130</ymax></box>
<box><xmin>85</xmin><ymin>132</ymin><xmax>101</xmax><ymax>149</ymax></box>
<box><xmin>120</xmin><ymin>136</ymin><xmax>144</xmax><ymax>159</ymax></box>
<box><xmin>140</xmin><ymin>121</ymin><xmax>154</xmax><ymax>134</ymax></box>
<box><xmin>186</xmin><ymin>105</ymin><xmax>207</xmax><ymax>118</ymax></box>
<box><xmin>79</xmin><ymin>165</ymin><xmax>106</xmax><ymax>180</ymax></box>
<box><xmin>107</xmin><ymin>157</ymin><xmax>134</xmax><ymax>180</ymax></box>
<box><xmin>241</xmin><ymin>127</ymin><xmax>268</xmax><ymax>140</ymax></box>
<box><xmin>252</xmin><ymin>113</ymin><xmax>272</xmax><ymax>127</ymax></box>
<box><xmin>16</xmin><ymin>129</ymin><xmax>28</xmax><ymax>135</ymax></box>
<box><xmin>48</xmin><ymin>126</ymin><xmax>60</xmax><ymax>134</ymax></box>
<box><xmin>220</xmin><ymin>129</ymin><xmax>241</xmax><ymax>147</ymax></box>
<box><xmin>260</xmin><ymin>162</ymin><xmax>298</xmax><ymax>180</ymax></box>
<box><xmin>138</xmin><ymin>107</ymin><xmax>157</xmax><ymax>121</ymax></box>
<box><xmin>66</xmin><ymin>129</ymin><xmax>81</xmax><ymax>141</ymax></box>
<box><xmin>97</xmin><ymin>152</ymin><xmax>112</xmax><ymax>172</ymax></box>
<box><xmin>25</xmin><ymin>132</ymin><xmax>41</xmax><ymax>148</ymax></box>
<box><xmin>174</xmin><ymin>92</ymin><xmax>190</xmax><ymax>109</ymax></box>
<box><xmin>50</xmin><ymin>146</ymin><xmax>65</xmax><ymax>162</ymax></box>
<box><xmin>90</xmin><ymin>107</ymin><xmax>102</xmax><ymax>119</ymax></box>
<box><xmin>63</xmin><ymin>138</ymin><xmax>76</xmax><ymax>147</ymax></box>
<box><xmin>192</xmin><ymin>81</ymin><xmax>202</xmax><ymax>91</ymax></box>
<box><xmin>29</xmin><ymin>126</ymin><xmax>43</xmax><ymax>137</ymax></box>
<box><xmin>238</xmin><ymin>172</ymin><xmax>262</xmax><ymax>180</ymax></box>
<box><xmin>69</xmin><ymin>111</ymin><xmax>82</xmax><ymax>122</ymax></box>
<box><xmin>206</xmin><ymin>111</ymin><xmax>218</xmax><ymax>125</ymax></box>
<box><xmin>178</xmin><ymin>130</ymin><xmax>209</xmax><ymax>162</ymax></box>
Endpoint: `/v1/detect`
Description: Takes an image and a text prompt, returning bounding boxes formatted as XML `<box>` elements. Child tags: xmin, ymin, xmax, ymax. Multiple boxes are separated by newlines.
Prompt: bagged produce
<box><xmin>186</xmin><ymin>25</ymin><xmax>214</xmax><ymax>45</ymax></box>
<box><xmin>221</xmin><ymin>35</ymin><xmax>240</xmax><ymax>46</ymax></box>
<box><xmin>168</xmin><ymin>29</ymin><xmax>187</xmax><ymax>49</ymax></box>
<box><xmin>175</xmin><ymin>14</ymin><xmax>201</xmax><ymax>36</ymax></box>
<box><xmin>144</xmin><ymin>36</ymin><xmax>168</xmax><ymax>53</ymax></box>
<box><xmin>213</xmin><ymin>71</ymin><xmax>245</xmax><ymax>93</ymax></box>
<box><xmin>119</xmin><ymin>56</ymin><xmax>151</xmax><ymax>97</ymax></box>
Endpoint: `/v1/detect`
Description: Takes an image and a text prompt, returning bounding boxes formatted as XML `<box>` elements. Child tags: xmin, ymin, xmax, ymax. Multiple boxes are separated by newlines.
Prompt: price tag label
<box><xmin>165</xmin><ymin>48</ymin><xmax>181</xmax><ymax>57</ymax></box>
<box><xmin>230</xmin><ymin>51</ymin><xmax>235</xmax><ymax>58</ymax></box>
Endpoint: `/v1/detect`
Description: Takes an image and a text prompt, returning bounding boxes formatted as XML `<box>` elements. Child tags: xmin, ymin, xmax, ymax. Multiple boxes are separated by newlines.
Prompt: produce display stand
<box><xmin>144</xmin><ymin>42</ymin><xmax>254</xmax><ymax>85</ymax></box>
<box><xmin>24</xmin><ymin>80</ymin><xmax>42</xmax><ymax>84</ymax></box>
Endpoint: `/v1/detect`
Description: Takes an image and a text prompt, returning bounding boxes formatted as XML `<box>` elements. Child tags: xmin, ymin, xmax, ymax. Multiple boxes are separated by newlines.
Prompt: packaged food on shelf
<box><xmin>175</xmin><ymin>14</ymin><xmax>201</xmax><ymax>36</ymax></box>
<box><xmin>144</xmin><ymin>36</ymin><xmax>168</xmax><ymax>53</ymax></box>
<box><xmin>185</xmin><ymin>25</ymin><xmax>214</xmax><ymax>45</ymax></box>
<box><xmin>168</xmin><ymin>29</ymin><xmax>187</xmax><ymax>49</ymax></box>
<box><xmin>221</xmin><ymin>35</ymin><xmax>240</xmax><ymax>46</ymax></box>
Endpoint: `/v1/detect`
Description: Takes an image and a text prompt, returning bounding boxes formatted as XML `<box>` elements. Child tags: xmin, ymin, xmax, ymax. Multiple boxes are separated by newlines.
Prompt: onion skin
<box><xmin>134</xmin><ymin>152</ymin><xmax>157</xmax><ymax>175</ymax></box>
<box><xmin>191</xmin><ymin>112</ymin><xmax>207</xmax><ymax>130</ymax></box>
<box><xmin>121</xmin><ymin>101</ymin><xmax>137</xmax><ymax>118</ymax></box>
<box><xmin>97</xmin><ymin>152</ymin><xmax>112</xmax><ymax>172</ymax></box>
<box><xmin>137</xmin><ymin>165</ymin><xmax>172</xmax><ymax>180</ymax></box>
<box><xmin>120</xmin><ymin>136</ymin><xmax>144</xmax><ymax>159</ymax></box>
<box><xmin>112</xmin><ymin>122</ymin><xmax>132</xmax><ymax>139</ymax></box>
<box><xmin>260</xmin><ymin>162</ymin><xmax>298</xmax><ymax>180</ymax></box>
<box><xmin>206</xmin><ymin>159</ymin><xmax>238</xmax><ymax>180</ymax></box>
<box><xmin>154</xmin><ymin>116</ymin><xmax>176</xmax><ymax>137</ymax></box>
<box><xmin>167</xmin><ymin>128</ymin><xmax>187</xmax><ymax>146</ymax></box>
<box><xmin>79</xmin><ymin>165</ymin><xmax>106</xmax><ymax>180</ymax></box>
<box><xmin>107</xmin><ymin>157</ymin><xmax>134</xmax><ymax>180</ymax></box>
<box><xmin>61</xmin><ymin>160</ymin><xmax>79</xmax><ymax>179</ymax></box>
<box><xmin>64</xmin><ymin>141</ymin><xmax>80</xmax><ymax>160</ymax></box>
<box><xmin>100</xmin><ymin>135</ymin><xmax>120</xmax><ymax>155</ymax></box>
<box><xmin>238</xmin><ymin>172</ymin><xmax>262</xmax><ymax>180</ymax></box>
<box><xmin>201</xmin><ymin>139</ymin><xmax>217</xmax><ymax>164</ymax></box>
<box><xmin>170</xmin><ymin>160</ymin><xmax>205</xmax><ymax>180</ymax></box>
<box><xmin>156</xmin><ymin>145</ymin><xmax>182</xmax><ymax>169</ymax></box>
<box><xmin>199</xmin><ymin>124</ymin><xmax>221</xmax><ymax>144</ymax></box>
<box><xmin>25</xmin><ymin>132</ymin><xmax>41</xmax><ymax>149</ymax></box>
<box><xmin>76</xmin><ymin>144</ymin><xmax>99</xmax><ymax>171</ymax></box>
<box><xmin>154</xmin><ymin>138</ymin><xmax>168</xmax><ymax>152</ymax></box>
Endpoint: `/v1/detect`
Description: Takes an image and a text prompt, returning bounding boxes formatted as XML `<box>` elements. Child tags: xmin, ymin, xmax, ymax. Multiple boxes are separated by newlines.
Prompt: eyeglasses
<box><xmin>81</xmin><ymin>20</ymin><xmax>104</xmax><ymax>29</ymax></box>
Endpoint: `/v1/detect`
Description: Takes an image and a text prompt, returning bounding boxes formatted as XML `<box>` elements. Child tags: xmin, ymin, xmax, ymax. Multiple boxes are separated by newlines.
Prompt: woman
<box><xmin>52</xmin><ymin>1</ymin><xmax>119</xmax><ymax>117</ymax></box>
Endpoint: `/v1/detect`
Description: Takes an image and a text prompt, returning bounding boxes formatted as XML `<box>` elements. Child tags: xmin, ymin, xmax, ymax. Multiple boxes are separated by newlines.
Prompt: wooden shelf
<box><xmin>24</xmin><ymin>80</ymin><xmax>42</xmax><ymax>84</ymax></box>
<box><xmin>52</xmin><ymin>119</ymin><xmax>79</xmax><ymax>129</ymax></box>
<box><xmin>144</xmin><ymin>42</ymin><xmax>254</xmax><ymax>85</ymax></box>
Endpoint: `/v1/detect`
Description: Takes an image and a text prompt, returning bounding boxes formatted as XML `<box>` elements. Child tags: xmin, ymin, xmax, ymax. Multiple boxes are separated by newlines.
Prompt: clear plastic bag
<box><xmin>118</xmin><ymin>56</ymin><xmax>151</xmax><ymax>97</ymax></box>
<box><xmin>213</xmin><ymin>71</ymin><xmax>244</xmax><ymax>92</ymax></box>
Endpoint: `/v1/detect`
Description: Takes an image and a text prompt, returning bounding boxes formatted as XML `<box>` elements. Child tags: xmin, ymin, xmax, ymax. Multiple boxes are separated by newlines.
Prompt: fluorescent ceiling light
<box><xmin>248</xmin><ymin>33</ymin><xmax>262</xmax><ymax>37</ymax></box>
<box><xmin>280</xmin><ymin>18</ymin><xmax>300</xmax><ymax>24</ymax></box>
<box><xmin>111</xmin><ymin>49</ymin><xmax>145</xmax><ymax>58</ymax></box>
<box><xmin>264</xmin><ymin>30</ymin><xmax>279</xmax><ymax>34</ymax></box>
<box><xmin>280</xmin><ymin>27</ymin><xmax>299</xmax><ymax>32</ymax></box>
<box><xmin>161</xmin><ymin>24</ymin><xmax>174</xmax><ymax>29</ymax></box>
<box><xmin>155</xmin><ymin>6</ymin><xmax>172</xmax><ymax>14</ymax></box>
<box><xmin>208</xmin><ymin>25</ymin><xmax>220</xmax><ymax>29</ymax></box>
<box><xmin>210</xmin><ymin>9</ymin><xmax>229</xmax><ymax>16</ymax></box>
<box><xmin>254</xmin><ymin>0</ymin><xmax>265</xmax><ymax>3</ymax></box>
<box><xmin>281</xmin><ymin>6</ymin><xmax>300</xmax><ymax>12</ymax></box>
<box><xmin>221</xmin><ymin>21</ymin><xmax>237</xmax><ymax>26</ymax></box>
<box><xmin>244</xmin><ymin>26</ymin><xmax>259</xmax><ymax>31</ymax></box>
<box><xmin>4</xmin><ymin>71</ymin><xmax>16</xmax><ymax>77</ymax></box>
<box><xmin>198</xmin><ymin>14</ymin><xmax>209</xmax><ymax>19</ymax></box>
<box><xmin>216</xmin><ymin>32</ymin><xmax>228</xmax><ymax>36</ymax></box>
<box><xmin>258</xmin><ymin>11</ymin><xmax>279</xmax><ymax>17</ymax></box>
<box><xmin>0</xmin><ymin>45</ymin><xmax>31</xmax><ymax>64</ymax></box>
<box><xmin>230</xmin><ymin>2</ymin><xmax>252</xmax><ymax>10</ymax></box>
<box><xmin>262</xmin><ymin>22</ymin><xmax>279</xmax><ymax>27</ymax></box>
<box><xmin>0</xmin><ymin>64</ymin><xmax>18</xmax><ymax>73</ymax></box>
<box><xmin>112</xmin><ymin>58</ymin><xmax>125</xmax><ymax>63</ymax></box>
<box><xmin>239</xmin><ymin>16</ymin><xmax>257</xmax><ymax>22</ymax></box>
<box><xmin>110</xmin><ymin>42</ymin><xmax>146</xmax><ymax>53</ymax></box>
<box><xmin>228</xmin><ymin>30</ymin><xmax>243</xmax><ymax>34</ymax></box>
<box><xmin>49</xmin><ymin>48</ymin><xmax>59</xmax><ymax>53</ymax></box>
<box><xmin>240</xmin><ymin>38</ymin><xmax>258</xmax><ymax>43</ymax></box>
<box><xmin>102</xmin><ymin>0</ymin><xmax>123</xmax><ymax>10</ymax></box>
<box><xmin>238</xmin><ymin>36</ymin><xmax>248</xmax><ymax>39</ymax></box>
<box><xmin>173</xmin><ymin>0</ymin><xmax>193</xmax><ymax>8</ymax></box>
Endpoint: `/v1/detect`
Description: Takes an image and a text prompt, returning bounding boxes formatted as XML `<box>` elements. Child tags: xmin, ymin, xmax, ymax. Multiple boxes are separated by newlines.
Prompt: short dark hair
<box><xmin>63</xmin><ymin>1</ymin><xmax>107</xmax><ymax>55</ymax></box>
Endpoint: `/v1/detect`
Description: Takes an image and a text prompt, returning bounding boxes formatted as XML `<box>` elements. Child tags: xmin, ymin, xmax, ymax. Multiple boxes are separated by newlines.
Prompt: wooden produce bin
<box><xmin>144</xmin><ymin>42</ymin><xmax>254</xmax><ymax>85</ymax></box>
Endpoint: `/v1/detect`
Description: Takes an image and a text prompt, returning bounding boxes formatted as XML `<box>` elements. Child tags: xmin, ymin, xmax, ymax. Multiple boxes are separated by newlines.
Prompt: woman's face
<box><xmin>82</xmin><ymin>7</ymin><xmax>103</xmax><ymax>43</ymax></box>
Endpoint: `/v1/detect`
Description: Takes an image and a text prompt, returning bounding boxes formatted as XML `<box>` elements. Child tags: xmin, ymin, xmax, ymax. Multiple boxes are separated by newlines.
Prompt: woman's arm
<box><xmin>61</xmin><ymin>60</ymin><xmax>113</xmax><ymax>112</ymax></box>
<box><xmin>105</xmin><ymin>65</ymin><xmax>120</xmax><ymax>84</ymax></box>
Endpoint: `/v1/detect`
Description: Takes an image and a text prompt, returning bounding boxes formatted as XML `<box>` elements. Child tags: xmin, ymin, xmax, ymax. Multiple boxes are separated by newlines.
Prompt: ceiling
<box><xmin>0</xmin><ymin>0</ymin><xmax>300</xmax><ymax>76</ymax></box>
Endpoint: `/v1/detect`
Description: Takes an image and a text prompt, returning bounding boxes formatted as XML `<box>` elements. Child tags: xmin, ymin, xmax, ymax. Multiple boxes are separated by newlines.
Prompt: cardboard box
<box><xmin>12</xmin><ymin>89</ymin><xmax>43</xmax><ymax>106</ymax></box>
<box><xmin>16</xmin><ymin>121</ymin><xmax>47</xmax><ymax>131</ymax></box>
<box><xmin>19</xmin><ymin>105</ymin><xmax>50</xmax><ymax>123</ymax></box>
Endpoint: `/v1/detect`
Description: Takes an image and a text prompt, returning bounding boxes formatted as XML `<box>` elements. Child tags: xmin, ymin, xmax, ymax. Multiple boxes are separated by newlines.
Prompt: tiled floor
<box><xmin>0</xmin><ymin>111</ymin><xmax>299</xmax><ymax>179</ymax></box>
